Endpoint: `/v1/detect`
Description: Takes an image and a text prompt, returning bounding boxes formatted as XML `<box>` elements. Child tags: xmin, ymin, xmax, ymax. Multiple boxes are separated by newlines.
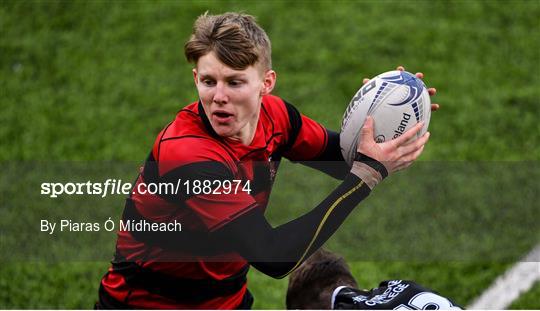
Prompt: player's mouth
<box><xmin>212</xmin><ymin>110</ymin><xmax>234</xmax><ymax>123</ymax></box>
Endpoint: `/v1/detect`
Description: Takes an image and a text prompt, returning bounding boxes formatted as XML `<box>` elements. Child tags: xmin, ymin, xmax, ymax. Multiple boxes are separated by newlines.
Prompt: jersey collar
<box><xmin>197</xmin><ymin>99</ymin><xmax>270</xmax><ymax>159</ymax></box>
<box><xmin>197</xmin><ymin>100</ymin><xmax>221</xmax><ymax>140</ymax></box>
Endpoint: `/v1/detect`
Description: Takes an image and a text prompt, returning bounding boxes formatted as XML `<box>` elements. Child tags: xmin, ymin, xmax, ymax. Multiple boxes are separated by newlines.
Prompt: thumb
<box><xmin>360</xmin><ymin>116</ymin><xmax>374</xmax><ymax>140</ymax></box>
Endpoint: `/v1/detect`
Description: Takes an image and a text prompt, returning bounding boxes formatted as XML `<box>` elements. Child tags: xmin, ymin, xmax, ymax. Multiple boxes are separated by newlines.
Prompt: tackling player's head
<box><xmin>184</xmin><ymin>12</ymin><xmax>272</xmax><ymax>74</ymax></box>
<box><xmin>286</xmin><ymin>248</ymin><xmax>358</xmax><ymax>309</ymax></box>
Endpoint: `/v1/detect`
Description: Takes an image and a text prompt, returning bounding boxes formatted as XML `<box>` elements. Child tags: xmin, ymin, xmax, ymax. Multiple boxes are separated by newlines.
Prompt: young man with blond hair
<box><xmin>97</xmin><ymin>12</ymin><xmax>434</xmax><ymax>309</ymax></box>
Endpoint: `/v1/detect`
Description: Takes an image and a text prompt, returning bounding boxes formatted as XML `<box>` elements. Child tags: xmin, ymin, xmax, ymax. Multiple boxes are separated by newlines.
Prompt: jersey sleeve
<box><xmin>332</xmin><ymin>280</ymin><xmax>462</xmax><ymax>310</ymax></box>
<box><xmin>274</xmin><ymin>99</ymin><xmax>349</xmax><ymax>179</ymax></box>
<box><xmin>279</xmin><ymin>100</ymin><xmax>328</xmax><ymax>161</ymax></box>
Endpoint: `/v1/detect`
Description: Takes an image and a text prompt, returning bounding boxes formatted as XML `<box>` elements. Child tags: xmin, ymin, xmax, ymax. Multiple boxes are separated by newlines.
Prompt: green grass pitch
<box><xmin>1</xmin><ymin>0</ymin><xmax>539</xmax><ymax>309</ymax></box>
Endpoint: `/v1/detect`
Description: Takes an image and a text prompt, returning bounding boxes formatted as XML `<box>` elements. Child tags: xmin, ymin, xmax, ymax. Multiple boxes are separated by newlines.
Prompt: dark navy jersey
<box><xmin>332</xmin><ymin>280</ymin><xmax>462</xmax><ymax>310</ymax></box>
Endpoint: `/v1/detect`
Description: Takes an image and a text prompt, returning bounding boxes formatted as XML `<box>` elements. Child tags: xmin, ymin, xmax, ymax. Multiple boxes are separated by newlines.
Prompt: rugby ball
<box><xmin>340</xmin><ymin>70</ymin><xmax>431</xmax><ymax>166</ymax></box>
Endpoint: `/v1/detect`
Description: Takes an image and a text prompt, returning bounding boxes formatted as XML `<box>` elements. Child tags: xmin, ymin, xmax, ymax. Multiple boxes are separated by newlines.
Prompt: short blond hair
<box><xmin>184</xmin><ymin>12</ymin><xmax>272</xmax><ymax>71</ymax></box>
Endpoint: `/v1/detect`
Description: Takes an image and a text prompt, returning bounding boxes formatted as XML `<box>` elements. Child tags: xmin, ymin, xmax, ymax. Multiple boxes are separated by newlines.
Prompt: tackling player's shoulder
<box><xmin>333</xmin><ymin>280</ymin><xmax>462</xmax><ymax>310</ymax></box>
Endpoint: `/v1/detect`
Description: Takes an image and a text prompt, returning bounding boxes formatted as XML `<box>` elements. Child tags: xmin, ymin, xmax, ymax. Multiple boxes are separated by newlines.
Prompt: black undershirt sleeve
<box><xmin>302</xmin><ymin>129</ymin><xmax>350</xmax><ymax>180</ymax></box>
<box><xmin>213</xmin><ymin>173</ymin><xmax>371</xmax><ymax>279</ymax></box>
<box><xmin>281</xmin><ymin>100</ymin><xmax>350</xmax><ymax>180</ymax></box>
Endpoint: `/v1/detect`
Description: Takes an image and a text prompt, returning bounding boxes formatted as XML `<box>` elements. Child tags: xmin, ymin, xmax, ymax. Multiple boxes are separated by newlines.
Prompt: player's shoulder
<box><xmin>262</xmin><ymin>94</ymin><xmax>288</xmax><ymax>117</ymax></box>
<box><xmin>261</xmin><ymin>94</ymin><xmax>298</xmax><ymax>132</ymax></box>
<box><xmin>163</xmin><ymin>102</ymin><xmax>206</xmax><ymax>140</ymax></box>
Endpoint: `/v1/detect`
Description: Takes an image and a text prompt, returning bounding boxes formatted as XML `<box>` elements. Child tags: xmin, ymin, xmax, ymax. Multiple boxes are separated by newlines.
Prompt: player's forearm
<box><xmin>214</xmin><ymin>172</ymin><xmax>371</xmax><ymax>279</ymax></box>
<box><xmin>255</xmin><ymin>172</ymin><xmax>371</xmax><ymax>278</ymax></box>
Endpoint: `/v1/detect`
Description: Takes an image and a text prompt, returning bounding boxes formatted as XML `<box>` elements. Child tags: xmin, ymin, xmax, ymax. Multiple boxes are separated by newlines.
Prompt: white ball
<box><xmin>340</xmin><ymin>70</ymin><xmax>431</xmax><ymax>166</ymax></box>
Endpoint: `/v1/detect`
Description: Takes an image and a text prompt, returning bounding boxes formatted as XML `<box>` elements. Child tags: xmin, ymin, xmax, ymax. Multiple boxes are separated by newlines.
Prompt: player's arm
<box><xmin>214</xmin><ymin>160</ymin><xmax>380</xmax><ymax>279</ymax></box>
<box><xmin>216</xmin><ymin>120</ymin><xmax>429</xmax><ymax>278</ymax></box>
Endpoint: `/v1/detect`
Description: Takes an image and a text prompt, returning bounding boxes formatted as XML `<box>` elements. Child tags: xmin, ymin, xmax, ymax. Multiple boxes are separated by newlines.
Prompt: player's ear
<box><xmin>261</xmin><ymin>69</ymin><xmax>276</xmax><ymax>96</ymax></box>
<box><xmin>192</xmin><ymin>68</ymin><xmax>199</xmax><ymax>86</ymax></box>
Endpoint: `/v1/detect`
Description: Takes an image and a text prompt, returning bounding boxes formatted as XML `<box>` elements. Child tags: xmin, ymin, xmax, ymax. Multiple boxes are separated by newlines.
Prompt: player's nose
<box><xmin>212</xmin><ymin>82</ymin><xmax>228</xmax><ymax>105</ymax></box>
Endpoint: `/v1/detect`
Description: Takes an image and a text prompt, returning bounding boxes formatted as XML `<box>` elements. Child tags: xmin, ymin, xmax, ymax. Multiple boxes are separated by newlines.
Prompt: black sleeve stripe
<box><xmin>282</xmin><ymin>100</ymin><xmax>303</xmax><ymax>152</ymax></box>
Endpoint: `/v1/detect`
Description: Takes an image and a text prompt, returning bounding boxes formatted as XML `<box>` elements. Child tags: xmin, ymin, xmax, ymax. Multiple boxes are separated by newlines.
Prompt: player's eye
<box><xmin>228</xmin><ymin>80</ymin><xmax>244</xmax><ymax>87</ymax></box>
<box><xmin>202</xmin><ymin>79</ymin><xmax>215</xmax><ymax>86</ymax></box>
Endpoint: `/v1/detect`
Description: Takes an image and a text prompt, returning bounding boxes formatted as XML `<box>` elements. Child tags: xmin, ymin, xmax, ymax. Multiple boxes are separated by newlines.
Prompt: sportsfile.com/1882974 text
<box><xmin>40</xmin><ymin>179</ymin><xmax>252</xmax><ymax>198</ymax></box>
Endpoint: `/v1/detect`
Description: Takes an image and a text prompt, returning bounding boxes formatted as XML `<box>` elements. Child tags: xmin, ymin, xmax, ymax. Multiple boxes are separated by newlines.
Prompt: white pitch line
<box><xmin>467</xmin><ymin>244</ymin><xmax>540</xmax><ymax>310</ymax></box>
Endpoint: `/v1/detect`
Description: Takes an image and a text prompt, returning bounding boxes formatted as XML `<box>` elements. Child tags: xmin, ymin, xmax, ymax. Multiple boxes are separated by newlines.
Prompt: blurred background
<box><xmin>1</xmin><ymin>0</ymin><xmax>539</xmax><ymax>309</ymax></box>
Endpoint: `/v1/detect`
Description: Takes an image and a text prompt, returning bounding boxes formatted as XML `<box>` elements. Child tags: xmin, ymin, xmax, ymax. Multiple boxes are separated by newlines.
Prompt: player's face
<box><xmin>193</xmin><ymin>52</ymin><xmax>275</xmax><ymax>144</ymax></box>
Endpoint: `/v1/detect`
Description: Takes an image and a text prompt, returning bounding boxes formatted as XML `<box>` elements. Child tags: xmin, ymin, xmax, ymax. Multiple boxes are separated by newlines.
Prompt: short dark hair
<box><xmin>286</xmin><ymin>248</ymin><xmax>358</xmax><ymax>309</ymax></box>
<box><xmin>184</xmin><ymin>12</ymin><xmax>271</xmax><ymax>71</ymax></box>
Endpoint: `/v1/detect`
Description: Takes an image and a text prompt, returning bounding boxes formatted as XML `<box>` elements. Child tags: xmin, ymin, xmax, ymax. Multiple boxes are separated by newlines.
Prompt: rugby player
<box><xmin>96</xmin><ymin>12</ymin><xmax>435</xmax><ymax>309</ymax></box>
<box><xmin>287</xmin><ymin>248</ymin><xmax>462</xmax><ymax>310</ymax></box>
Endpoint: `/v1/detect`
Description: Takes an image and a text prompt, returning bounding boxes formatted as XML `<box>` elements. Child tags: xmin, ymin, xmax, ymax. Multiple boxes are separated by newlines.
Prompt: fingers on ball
<box><xmin>395</xmin><ymin>122</ymin><xmax>424</xmax><ymax>145</ymax></box>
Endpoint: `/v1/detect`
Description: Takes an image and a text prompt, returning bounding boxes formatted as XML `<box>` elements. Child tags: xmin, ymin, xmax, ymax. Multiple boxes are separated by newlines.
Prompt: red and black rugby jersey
<box><xmin>100</xmin><ymin>95</ymin><xmax>329</xmax><ymax>309</ymax></box>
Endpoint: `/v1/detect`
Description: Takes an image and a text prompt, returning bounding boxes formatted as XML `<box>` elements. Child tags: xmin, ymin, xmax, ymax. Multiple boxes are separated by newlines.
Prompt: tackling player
<box><xmin>287</xmin><ymin>248</ymin><xmax>462</xmax><ymax>310</ymax></box>
<box><xmin>96</xmin><ymin>12</ymin><xmax>436</xmax><ymax>309</ymax></box>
